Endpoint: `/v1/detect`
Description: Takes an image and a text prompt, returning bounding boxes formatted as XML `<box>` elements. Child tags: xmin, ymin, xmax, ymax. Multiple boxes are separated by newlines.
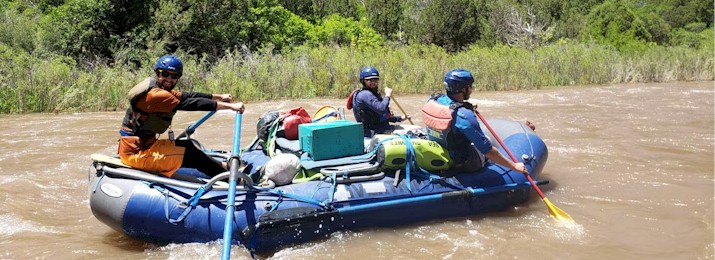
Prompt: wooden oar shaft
<box><xmin>391</xmin><ymin>96</ymin><xmax>414</xmax><ymax>125</ymax></box>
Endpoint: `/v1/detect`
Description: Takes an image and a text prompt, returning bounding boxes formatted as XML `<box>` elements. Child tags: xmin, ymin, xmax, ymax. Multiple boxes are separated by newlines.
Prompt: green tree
<box><xmin>583</xmin><ymin>0</ymin><xmax>653</xmax><ymax>52</ymax></box>
<box><xmin>523</xmin><ymin>0</ymin><xmax>602</xmax><ymax>40</ymax></box>
<box><xmin>658</xmin><ymin>0</ymin><xmax>713</xmax><ymax>28</ymax></box>
<box><xmin>36</xmin><ymin>0</ymin><xmax>154</xmax><ymax>63</ymax></box>
<box><xmin>364</xmin><ymin>0</ymin><xmax>402</xmax><ymax>41</ymax></box>
<box><xmin>416</xmin><ymin>0</ymin><xmax>484</xmax><ymax>51</ymax></box>
<box><xmin>149</xmin><ymin>0</ymin><xmax>312</xmax><ymax>58</ymax></box>
<box><xmin>307</xmin><ymin>14</ymin><xmax>383</xmax><ymax>48</ymax></box>
<box><xmin>0</xmin><ymin>1</ymin><xmax>40</xmax><ymax>52</ymax></box>
<box><xmin>278</xmin><ymin>0</ymin><xmax>362</xmax><ymax>22</ymax></box>
<box><xmin>37</xmin><ymin>0</ymin><xmax>116</xmax><ymax>61</ymax></box>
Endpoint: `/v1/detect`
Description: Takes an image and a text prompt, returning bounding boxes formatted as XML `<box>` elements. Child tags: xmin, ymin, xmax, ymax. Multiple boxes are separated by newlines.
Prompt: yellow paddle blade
<box><xmin>543</xmin><ymin>198</ymin><xmax>575</xmax><ymax>222</ymax></box>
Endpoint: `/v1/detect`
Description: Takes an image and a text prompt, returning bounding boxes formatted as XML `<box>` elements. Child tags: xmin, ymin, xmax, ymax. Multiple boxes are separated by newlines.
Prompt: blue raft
<box><xmin>89</xmin><ymin>119</ymin><xmax>547</xmax><ymax>252</ymax></box>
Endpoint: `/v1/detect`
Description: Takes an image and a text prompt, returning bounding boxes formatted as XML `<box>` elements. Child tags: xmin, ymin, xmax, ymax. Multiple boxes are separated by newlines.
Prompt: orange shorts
<box><xmin>118</xmin><ymin>136</ymin><xmax>185</xmax><ymax>177</ymax></box>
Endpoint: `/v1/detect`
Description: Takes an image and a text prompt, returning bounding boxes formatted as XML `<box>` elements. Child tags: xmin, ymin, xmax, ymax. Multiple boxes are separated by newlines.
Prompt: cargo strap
<box><xmin>396</xmin><ymin>134</ymin><xmax>416</xmax><ymax>191</ymax></box>
<box><xmin>251</xmin><ymin>186</ymin><xmax>327</xmax><ymax>210</ymax></box>
<box><xmin>265</xmin><ymin>119</ymin><xmax>282</xmax><ymax>157</ymax></box>
<box><xmin>145</xmin><ymin>182</ymin><xmax>211</xmax><ymax>224</ymax></box>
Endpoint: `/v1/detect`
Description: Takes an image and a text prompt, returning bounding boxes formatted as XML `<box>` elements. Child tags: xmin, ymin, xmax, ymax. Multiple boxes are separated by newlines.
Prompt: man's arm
<box><xmin>358</xmin><ymin>91</ymin><xmax>390</xmax><ymax>113</ymax></box>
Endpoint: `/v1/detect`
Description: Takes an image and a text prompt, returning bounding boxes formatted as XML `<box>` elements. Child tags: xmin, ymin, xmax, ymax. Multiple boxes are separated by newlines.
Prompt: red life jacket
<box><xmin>421</xmin><ymin>99</ymin><xmax>453</xmax><ymax>131</ymax></box>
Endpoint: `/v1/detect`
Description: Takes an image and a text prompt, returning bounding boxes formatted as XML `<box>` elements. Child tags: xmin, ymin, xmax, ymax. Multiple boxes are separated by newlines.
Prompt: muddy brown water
<box><xmin>0</xmin><ymin>81</ymin><xmax>712</xmax><ymax>259</ymax></box>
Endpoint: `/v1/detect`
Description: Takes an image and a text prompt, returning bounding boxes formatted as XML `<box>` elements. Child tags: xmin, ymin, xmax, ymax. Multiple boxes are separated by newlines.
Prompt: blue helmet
<box><xmin>154</xmin><ymin>55</ymin><xmax>183</xmax><ymax>74</ymax></box>
<box><xmin>359</xmin><ymin>67</ymin><xmax>380</xmax><ymax>80</ymax></box>
<box><xmin>443</xmin><ymin>69</ymin><xmax>474</xmax><ymax>93</ymax></box>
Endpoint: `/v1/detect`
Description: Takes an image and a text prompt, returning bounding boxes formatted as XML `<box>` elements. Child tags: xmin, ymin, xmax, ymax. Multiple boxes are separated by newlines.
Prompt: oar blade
<box><xmin>543</xmin><ymin>198</ymin><xmax>574</xmax><ymax>222</ymax></box>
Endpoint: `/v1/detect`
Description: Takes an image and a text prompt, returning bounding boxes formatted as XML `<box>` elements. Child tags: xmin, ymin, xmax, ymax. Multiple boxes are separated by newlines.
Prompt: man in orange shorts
<box><xmin>118</xmin><ymin>55</ymin><xmax>245</xmax><ymax>180</ymax></box>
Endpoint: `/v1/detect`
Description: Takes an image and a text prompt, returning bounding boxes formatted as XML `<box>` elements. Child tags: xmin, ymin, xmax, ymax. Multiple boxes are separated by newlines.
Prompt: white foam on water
<box><xmin>0</xmin><ymin>214</ymin><xmax>60</xmax><ymax>236</ymax></box>
<box><xmin>151</xmin><ymin>242</ymin><xmax>230</xmax><ymax>260</ymax></box>
<box><xmin>470</xmin><ymin>99</ymin><xmax>508</xmax><ymax>107</ymax></box>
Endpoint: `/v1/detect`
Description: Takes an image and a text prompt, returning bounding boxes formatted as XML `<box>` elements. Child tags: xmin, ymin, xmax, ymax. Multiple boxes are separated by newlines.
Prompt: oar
<box><xmin>390</xmin><ymin>96</ymin><xmax>414</xmax><ymax>125</ymax></box>
<box><xmin>177</xmin><ymin>111</ymin><xmax>217</xmax><ymax>139</ymax></box>
<box><xmin>475</xmin><ymin>111</ymin><xmax>574</xmax><ymax>222</ymax></box>
<box><xmin>221</xmin><ymin>111</ymin><xmax>242</xmax><ymax>260</ymax></box>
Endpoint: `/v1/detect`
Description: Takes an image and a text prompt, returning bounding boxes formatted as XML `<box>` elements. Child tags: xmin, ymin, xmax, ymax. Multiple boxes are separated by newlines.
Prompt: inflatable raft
<box><xmin>88</xmin><ymin>118</ymin><xmax>547</xmax><ymax>252</ymax></box>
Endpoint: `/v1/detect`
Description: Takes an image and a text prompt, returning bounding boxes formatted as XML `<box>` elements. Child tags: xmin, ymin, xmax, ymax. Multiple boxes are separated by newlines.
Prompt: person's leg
<box><xmin>118</xmin><ymin>137</ymin><xmax>185</xmax><ymax>177</ymax></box>
<box><xmin>175</xmin><ymin>139</ymin><xmax>227</xmax><ymax>177</ymax></box>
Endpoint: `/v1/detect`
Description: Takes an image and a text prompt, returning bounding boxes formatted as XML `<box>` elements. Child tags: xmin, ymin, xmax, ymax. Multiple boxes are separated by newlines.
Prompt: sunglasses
<box><xmin>157</xmin><ymin>69</ymin><xmax>182</xmax><ymax>79</ymax></box>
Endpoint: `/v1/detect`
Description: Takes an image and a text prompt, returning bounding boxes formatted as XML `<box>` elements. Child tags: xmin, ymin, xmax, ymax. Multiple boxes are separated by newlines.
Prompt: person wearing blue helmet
<box><xmin>346</xmin><ymin>66</ymin><xmax>409</xmax><ymax>137</ymax></box>
<box><xmin>421</xmin><ymin>69</ymin><xmax>527</xmax><ymax>175</ymax></box>
<box><xmin>117</xmin><ymin>55</ymin><xmax>246</xmax><ymax>181</ymax></box>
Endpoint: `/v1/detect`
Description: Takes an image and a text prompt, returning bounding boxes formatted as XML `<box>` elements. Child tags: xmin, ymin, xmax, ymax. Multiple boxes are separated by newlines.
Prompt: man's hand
<box><xmin>215</xmin><ymin>94</ymin><xmax>233</xmax><ymax>102</ymax></box>
<box><xmin>401</xmin><ymin>115</ymin><xmax>411</xmax><ymax>122</ymax></box>
<box><xmin>466</xmin><ymin>98</ymin><xmax>478</xmax><ymax>109</ymax></box>
<box><xmin>384</xmin><ymin>87</ymin><xmax>393</xmax><ymax>97</ymax></box>
<box><xmin>230</xmin><ymin>102</ymin><xmax>245</xmax><ymax>113</ymax></box>
<box><xmin>512</xmin><ymin>162</ymin><xmax>528</xmax><ymax>174</ymax></box>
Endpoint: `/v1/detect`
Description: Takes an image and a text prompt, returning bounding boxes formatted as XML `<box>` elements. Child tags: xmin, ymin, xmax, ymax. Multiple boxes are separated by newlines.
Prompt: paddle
<box><xmin>390</xmin><ymin>96</ymin><xmax>414</xmax><ymax>125</ymax></box>
<box><xmin>475</xmin><ymin>111</ymin><xmax>574</xmax><ymax>222</ymax></box>
<box><xmin>177</xmin><ymin>111</ymin><xmax>216</xmax><ymax>139</ymax></box>
<box><xmin>221</xmin><ymin>111</ymin><xmax>242</xmax><ymax>260</ymax></box>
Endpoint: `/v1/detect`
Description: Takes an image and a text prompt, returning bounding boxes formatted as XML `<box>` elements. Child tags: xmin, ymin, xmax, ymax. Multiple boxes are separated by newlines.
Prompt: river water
<box><xmin>0</xmin><ymin>81</ymin><xmax>712</xmax><ymax>259</ymax></box>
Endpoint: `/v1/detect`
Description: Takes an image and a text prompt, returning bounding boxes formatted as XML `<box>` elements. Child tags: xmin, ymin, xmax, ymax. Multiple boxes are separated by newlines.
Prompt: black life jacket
<box><xmin>127</xmin><ymin>77</ymin><xmax>176</xmax><ymax>135</ymax></box>
<box><xmin>352</xmin><ymin>89</ymin><xmax>388</xmax><ymax>129</ymax></box>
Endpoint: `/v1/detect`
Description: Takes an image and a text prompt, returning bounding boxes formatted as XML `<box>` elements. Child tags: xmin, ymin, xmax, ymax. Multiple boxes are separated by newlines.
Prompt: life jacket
<box><xmin>127</xmin><ymin>77</ymin><xmax>177</xmax><ymax>135</ymax></box>
<box><xmin>420</xmin><ymin>94</ymin><xmax>473</xmax><ymax>164</ymax></box>
<box><xmin>350</xmin><ymin>89</ymin><xmax>388</xmax><ymax>129</ymax></box>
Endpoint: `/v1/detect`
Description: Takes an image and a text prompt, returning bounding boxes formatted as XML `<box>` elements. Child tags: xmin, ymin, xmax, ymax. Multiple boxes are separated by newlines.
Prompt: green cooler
<box><xmin>299</xmin><ymin>120</ymin><xmax>364</xmax><ymax>160</ymax></box>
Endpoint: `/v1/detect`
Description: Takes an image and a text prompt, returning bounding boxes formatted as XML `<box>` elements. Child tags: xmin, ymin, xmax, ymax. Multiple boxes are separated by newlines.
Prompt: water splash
<box><xmin>0</xmin><ymin>214</ymin><xmax>60</xmax><ymax>235</ymax></box>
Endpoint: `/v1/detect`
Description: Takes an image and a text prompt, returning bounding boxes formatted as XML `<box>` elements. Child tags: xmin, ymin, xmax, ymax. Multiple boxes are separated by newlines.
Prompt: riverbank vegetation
<box><xmin>0</xmin><ymin>0</ymin><xmax>712</xmax><ymax>113</ymax></box>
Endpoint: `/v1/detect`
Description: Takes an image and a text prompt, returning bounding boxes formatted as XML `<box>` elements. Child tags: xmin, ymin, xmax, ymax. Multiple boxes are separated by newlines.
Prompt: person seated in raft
<box><xmin>347</xmin><ymin>66</ymin><xmax>410</xmax><ymax>137</ymax></box>
<box><xmin>117</xmin><ymin>55</ymin><xmax>245</xmax><ymax>180</ymax></box>
<box><xmin>421</xmin><ymin>69</ymin><xmax>527</xmax><ymax>175</ymax></box>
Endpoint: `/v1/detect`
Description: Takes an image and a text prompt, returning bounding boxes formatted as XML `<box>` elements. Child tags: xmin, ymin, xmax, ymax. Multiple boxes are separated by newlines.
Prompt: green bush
<box><xmin>307</xmin><ymin>14</ymin><xmax>383</xmax><ymax>48</ymax></box>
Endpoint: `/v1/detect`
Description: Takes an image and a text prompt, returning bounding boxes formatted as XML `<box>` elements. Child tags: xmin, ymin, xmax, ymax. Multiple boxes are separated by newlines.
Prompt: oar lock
<box><xmin>521</xmin><ymin>154</ymin><xmax>532</xmax><ymax>161</ymax></box>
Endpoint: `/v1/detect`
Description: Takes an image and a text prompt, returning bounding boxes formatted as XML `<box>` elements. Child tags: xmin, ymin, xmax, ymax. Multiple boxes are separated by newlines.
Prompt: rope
<box><xmin>145</xmin><ymin>182</ymin><xmax>213</xmax><ymax>224</ymax></box>
<box><xmin>250</xmin><ymin>186</ymin><xmax>327</xmax><ymax>208</ymax></box>
<box><xmin>91</xmin><ymin>172</ymin><xmax>105</xmax><ymax>193</ymax></box>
